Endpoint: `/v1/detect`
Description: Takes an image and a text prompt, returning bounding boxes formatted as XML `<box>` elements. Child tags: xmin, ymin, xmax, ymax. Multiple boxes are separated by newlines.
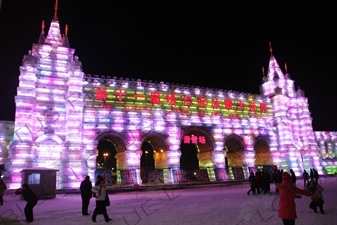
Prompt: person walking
<box><xmin>290</xmin><ymin>169</ymin><xmax>296</xmax><ymax>184</ymax></box>
<box><xmin>0</xmin><ymin>179</ymin><xmax>7</xmax><ymax>205</ymax></box>
<box><xmin>247</xmin><ymin>172</ymin><xmax>256</xmax><ymax>195</ymax></box>
<box><xmin>277</xmin><ymin>172</ymin><xmax>312</xmax><ymax>225</ymax></box>
<box><xmin>91</xmin><ymin>178</ymin><xmax>111</xmax><ymax>222</ymax></box>
<box><xmin>313</xmin><ymin>169</ymin><xmax>319</xmax><ymax>184</ymax></box>
<box><xmin>15</xmin><ymin>183</ymin><xmax>38</xmax><ymax>223</ymax></box>
<box><xmin>80</xmin><ymin>175</ymin><xmax>92</xmax><ymax>216</ymax></box>
<box><xmin>302</xmin><ymin>170</ymin><xmax>309</xmax><ymax>186</ymax></box>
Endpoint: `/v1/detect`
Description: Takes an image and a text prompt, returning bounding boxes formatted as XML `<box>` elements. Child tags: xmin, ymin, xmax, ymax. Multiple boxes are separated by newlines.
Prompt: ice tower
<box><xmin>7</xmin><ymin>0</ymin><xmax>86</xmax><ymax>189</ymax></box>
<box><xmin>260</xmin><ymin>43</ymin><xmax>323</xmax><ymax>176</ymax></box>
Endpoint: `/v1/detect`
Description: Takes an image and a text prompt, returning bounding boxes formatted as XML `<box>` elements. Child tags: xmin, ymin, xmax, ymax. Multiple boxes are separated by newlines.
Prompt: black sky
<box><xmin>0</xmin><ymin>1</ymin><xmax>336</xmax><ymax>131</ymax></box>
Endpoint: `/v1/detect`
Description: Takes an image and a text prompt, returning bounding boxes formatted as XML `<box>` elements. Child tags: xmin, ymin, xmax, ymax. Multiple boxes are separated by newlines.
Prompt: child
<box><xmin>308</xmin><ymin>180</ymin><xmax>324</xmax><ymax>214</ymax></box>
<box><xmin>0</xmin><ymin>179</ymin><xmax>7</xmax><ymax>205</ymax></box>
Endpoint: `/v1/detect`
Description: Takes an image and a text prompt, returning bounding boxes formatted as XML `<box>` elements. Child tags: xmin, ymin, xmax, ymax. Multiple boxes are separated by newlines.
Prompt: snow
<box><xmin>1</xmin><ymin>177</ymin><xmax>337</xmax><ymax>225</ymax></box>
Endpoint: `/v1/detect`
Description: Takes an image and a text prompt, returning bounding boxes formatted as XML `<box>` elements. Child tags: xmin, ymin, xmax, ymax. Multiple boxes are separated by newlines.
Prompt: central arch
<box><xmin>180</xmin><ymin>127</ymin><xmax>215</xmax><ymax>182</ymax></box>
<box><xmin>140</xmin><ymin>132</ymin><xmax>168</xmax><ymax>183</ymax></box>
<box><xmin>95</xmin><ymin>131</ymin><xmax>128</xmax><ymax>184</ymax></box>
<box><xmin>254</xmin><ymin>136</ymin><xmax>272</xmax><ymax>166</ymax></box>
<box><xmin>224</xmin><ymin>134</ymin><xmax>245</xmax><ymax>171</ymax></box>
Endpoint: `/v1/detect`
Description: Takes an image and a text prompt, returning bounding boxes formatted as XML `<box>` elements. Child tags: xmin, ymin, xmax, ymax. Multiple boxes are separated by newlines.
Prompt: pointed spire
<box><xmin>38</xmin><ymin>20</ymin><xmax>46</xmax><ymax>44</ymax></box>
<box><xmin>53</xmin><ymin>0</ymin><xmax>59</xmax><ymax>21</ymax></box>
<box><xmin>269</xmin><ymin>42</ymin><xmax>273</xmax><ymax>56</ymax></box>
<box><xmin>62</xmin><ymin>24</ymin><xmax>70</xmax><ymax>47</ymax></box>
<box><xmin>285</xmin><ymin>63</ymin><xmax>288</xmax><ymax>73</ymax></box>
<box><xmin>262</xmin><ymin>66</ymin><xmax>265</xmax><ymax>77</ymax></box>
<box><xmin>266</xmin><ymin>43</ymin><xmax>285</xmax><ymax>81</ymax></box>
<box><xmin>45</xmin><ymin>0</ymin><xmax>62</xmax><ymax>46</ymax></box>
<box><xmin>65</xmin><ymin>24</ymin><xmax>68</xmax><ymax>36</ymax></box>
<box><xmin>41</xmin><ymin>20</ymin><xmax>45</xmax><ymax>34</ymax></box>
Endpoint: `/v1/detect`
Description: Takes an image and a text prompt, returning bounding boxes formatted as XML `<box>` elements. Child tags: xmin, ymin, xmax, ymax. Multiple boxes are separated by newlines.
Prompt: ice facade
<box><xmin>0</xmin><ymin>7</ymin><xmax>336</xmax><ymax>190</ymax></box>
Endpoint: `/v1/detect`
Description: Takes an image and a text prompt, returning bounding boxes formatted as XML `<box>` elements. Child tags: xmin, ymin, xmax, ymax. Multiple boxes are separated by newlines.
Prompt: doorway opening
<box><xmin>254</xmin><ymin>138</ymin><xmax>272</xmax><ymax>166</ymax></box>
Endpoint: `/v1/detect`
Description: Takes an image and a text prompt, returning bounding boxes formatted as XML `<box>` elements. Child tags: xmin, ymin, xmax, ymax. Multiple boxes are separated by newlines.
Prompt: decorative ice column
<box><xmin>166</xmin><ymin>126</ymin><xmax>181</xmax><ymax>183</ymax></box>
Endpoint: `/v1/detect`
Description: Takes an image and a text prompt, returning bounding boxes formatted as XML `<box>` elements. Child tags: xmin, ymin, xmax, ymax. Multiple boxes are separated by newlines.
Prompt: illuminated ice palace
<box><xmin>0</xmin><ymin>5</ymin><xmax>336</xmax><ymax>189</ymax></box>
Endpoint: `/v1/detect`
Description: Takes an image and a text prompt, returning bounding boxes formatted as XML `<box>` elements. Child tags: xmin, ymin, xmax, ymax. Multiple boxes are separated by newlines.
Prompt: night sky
<box><xmin>0</xmin><ymin>1</ymin><xmax>336</xmax><ymax>131</ymax></box>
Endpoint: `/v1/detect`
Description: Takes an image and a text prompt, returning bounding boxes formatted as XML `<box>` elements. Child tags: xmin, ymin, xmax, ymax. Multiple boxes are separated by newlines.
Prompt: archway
<box><xmin>224</xmin><ymin>135</ymin><xmax>245</xmax><ymax>169</ymax></box>
<box><xmin>95</xmin><ymin>132</ymin><xmax>127</xmax><ymax>184</ymax></box>
<box><xmin>140</xmin><ymin>133</ymin><xmax>168</xmax><ymax>183</ymax></box>
<box><xmin>254</xmin><ymin>137</ymin><xmax>272</xmax><ymax>166</ymax></box>
<box><xmin>180</xmin><ymin>127</ymin><xmax>214</xmax><ymax>182</ymax></box>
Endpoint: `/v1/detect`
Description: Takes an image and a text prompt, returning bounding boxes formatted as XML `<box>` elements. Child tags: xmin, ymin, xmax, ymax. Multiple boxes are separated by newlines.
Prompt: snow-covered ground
<box><xmin>1</xmin><ymin>177</ymin><xmax>336</xmax><ymax>225</ymax></box>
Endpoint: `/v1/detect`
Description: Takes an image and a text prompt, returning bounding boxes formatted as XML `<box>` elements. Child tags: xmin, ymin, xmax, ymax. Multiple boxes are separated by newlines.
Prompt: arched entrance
<box><xmin>180</xmin><ymin>127</ymin><xmax>214</xmax><ymax>182</ymax></box>
<box><xmin>95</xmin><ymin>132</ymin><xmax>127</xmax><ymax>184</ymax></box>
<box><xmin>224</xmin><ymin>135</ymin><xmax>245</xmax><ymax>168</ymax></box>
<box><xmin>140</xmin><ymin>133</ymin><xmax>168</xmax><ymax>183</ymax></box>
<box><xmin>254</xmin><ymin>137</ymin><xmax>272</xmax><ymax>166</ymax></box>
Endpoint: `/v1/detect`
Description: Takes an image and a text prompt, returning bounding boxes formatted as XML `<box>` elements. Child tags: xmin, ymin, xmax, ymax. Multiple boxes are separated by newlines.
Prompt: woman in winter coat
<box><xmin>308</xmin><ymin>181</ymin><xmax>324</xmax><ymax>214</ymax></box>
<box><xmin>15</xmin><ymin>183</ymin><xmax>38</xmax><ymax>223</ymax></box>
<box><xmin>91</xmin><ymin>178</ymin><xmax>111</xmax><ymax>222</ymax></box>
<box><xmin>277</xmin><ymin>172</ymin><xmax>312</xmax><ymax>225</ymax></box>
<box><xmin>0</xmin><ymin>179</ymin><xmax>7</xmax><ymax>205</ymax></box>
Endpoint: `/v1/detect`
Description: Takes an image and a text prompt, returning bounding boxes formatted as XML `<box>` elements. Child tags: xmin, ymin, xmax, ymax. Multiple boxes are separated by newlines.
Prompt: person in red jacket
<box><xmin>276</xmin><ymin>172</ymin><xmax>312</xmax><ymax>225</ymax></box>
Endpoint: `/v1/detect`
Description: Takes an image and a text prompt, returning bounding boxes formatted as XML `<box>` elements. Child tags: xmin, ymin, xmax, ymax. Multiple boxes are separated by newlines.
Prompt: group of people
<box><xmin>247</xmin><ymin>169</ymin><xmax>272</xmax><ymax>195</ymax></box>
<box><xmin>302</xmin><ymin>168</ymin><xmax>319</xmax><ymax>185</ymax></box>
<box><xmin>0</xmin><ymin>168</ymin><xmax>327</xmax><ymax>225</ymax></box>
<box><xmin>80</xmin><ymin>175</ymin><xmax>112</xmax><ymax>223</ymax></box>
<box><xmin>247</xmin><ymin>168</ymin><xmax>325</xmax><ymax>225</ymax></box>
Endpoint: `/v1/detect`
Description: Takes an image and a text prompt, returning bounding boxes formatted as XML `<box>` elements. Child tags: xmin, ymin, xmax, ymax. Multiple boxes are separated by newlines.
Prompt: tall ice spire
<box><xmin>266</xmin><ymin>42</ymin><xmax>285</xmax><ymax>81</ymax></box>
<box><xmin>53</xmin><ymin>0</ymin><xmax>59</xmax><ymax>21</ymax></box>
<box><xmin>62</xmin><ymin>24</ymin><xmax>70</xmax><ymax>47</ymax></box>
<box><xmin>45</xmin><ymin>0</ymin><xmax>63</xmax><ymax>46</ymax></box>
<box><xmin>38</xmin><ymin>20</ymin><xmax>46</xmax><ymax>44</ymax></box>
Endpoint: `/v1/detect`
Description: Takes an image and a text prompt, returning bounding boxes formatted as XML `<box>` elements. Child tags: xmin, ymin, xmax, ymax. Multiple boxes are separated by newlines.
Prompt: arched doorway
<box><xmin>140</xmin><ymin>133</ymin><xmax>168</xmax><ymax>183</ymax></box>
<box><xmin>224</xmin><ymin>135</ymin><xmax>245</xmax><ymax>170</ymax></box>
<box><xmin>180</xmin><ymin>128</ymin><xmax>214</xmax><ymax>182</ymax></box>
<box><xmin>95</xmin><ymin>132</ymin><xmax>127</xmax><ymax>184</ymax></box>
<box><xmin>254</xmin><ymin>138</ymin><xmax>272</xmax><ymax>166</ymax></box>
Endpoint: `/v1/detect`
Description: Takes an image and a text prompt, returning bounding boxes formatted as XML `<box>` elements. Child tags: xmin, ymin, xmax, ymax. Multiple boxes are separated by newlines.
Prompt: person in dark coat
<box><xmin>247</xmin><ymin>172</ymin><xmax>256</xmax><ymax>195</ymax></box>
<box><xmin>262</xmin><ymin>170</ymin><xmax>271</xmax><ymax>194</ymax></box>
<box><xmin>312</xmin><ymin>169</ymin><xmax>319</xmax><ymax>184</ymax></box>
<box><xmin>255</xmin><ymin>170</ymin><xmax>262</xmax><ymax>194</ymax></box>
<box><xmin>302</xmin><ymin>170</ymin><xmax>309</xmax><ymax>186</ymax></box>
<box><xmin>290</xmin><ymin>169</ymin><xmax>296</xmax><ymax>184</ymax></box>
<box><xmin>15</xmin><ymin>183</ymin><xmax>38</xmax><ymax>223</ymax></box>
<box><xmin>310</xmin><ymin>169</ymin><xmax>314</xmax><ymax>181</ymax></box>
<box><xmin>80</xmin><ymin>175</ymin><xmax>92</xmax><ymax>215</ymax></box>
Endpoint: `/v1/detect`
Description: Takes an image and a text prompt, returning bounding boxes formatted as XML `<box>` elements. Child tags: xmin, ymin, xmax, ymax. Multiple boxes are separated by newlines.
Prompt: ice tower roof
<box><xmin>267</xmin><ymin>42</ymin><xmax>285</xmax><ymax>81</ymax></box>
<box><xmin>45</xmin><ymin>0</ymin><xmax>63</xmax><ymax>46</ymax></box>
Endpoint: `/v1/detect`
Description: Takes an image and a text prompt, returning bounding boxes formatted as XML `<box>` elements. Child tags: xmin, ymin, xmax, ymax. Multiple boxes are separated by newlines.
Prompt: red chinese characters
<box><xmin>150</xmin><ymin>92</ymin><xmax>161</xmax><ymax>105</ymax></box>
<box><xmin>115</xmin><ymin>89</ymin><xmax>126</xmax><ymax>101</ymax></box>
<box><xmin>183</xmin><ymin>95</ymin><xmax>192</xmax><ymax>106</ymax></box>
<box><xmin>224</xmin><ymin>98</ymin><xmax>232</xmax><ymax>110</ymax></box>
<box><xmin>183</xmin><ymin>135</ymin><xmax>206</xmax><ymax>144</ymax></box>
<box><xmin>198</xmin><ymin>97</ymin><xmax>207</xmax><ymax>108</ymax></box>
<box><xmin>95</xmin><ymin>88</ymin><xmax>107</xmax><ymax>101</ymax></box>
<box><xmin>212</xmin><ymin>98</ymin><xmax>220</xmax><ymax>108</ymax></box>
<box><xmin>165</xmin><ymin>93</ymin><xmax>177</xmax><ymax>105</ymax></box>
<box><xmin>149</xmin><ymin>170</ymin><xmax>164</xmax><ymax>183</ymax></box>
<box><xmin>238</xmin><ymin>100</ymin><xmax>244</xmax><ymax>111</ymax></box>
<box><xmin>249</xmin><ymin>102</ymin><xmax>256</xmax><ymax>112</ymax></box>
<box><xmin>260</xmin><ymin>103</ymin><xmax>267</xmax><ymax>113</ymax></box>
